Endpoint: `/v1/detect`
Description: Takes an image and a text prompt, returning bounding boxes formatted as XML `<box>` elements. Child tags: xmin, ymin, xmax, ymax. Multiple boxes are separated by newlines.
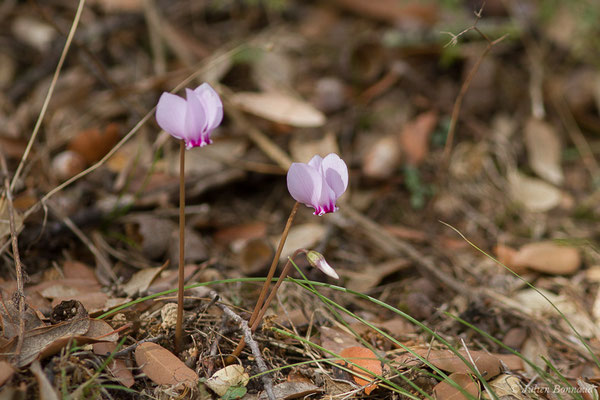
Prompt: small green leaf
<box><xmin>222</xmin><ymin>386</ymin><xmax>247</xmax><ymax>400</ymax></box>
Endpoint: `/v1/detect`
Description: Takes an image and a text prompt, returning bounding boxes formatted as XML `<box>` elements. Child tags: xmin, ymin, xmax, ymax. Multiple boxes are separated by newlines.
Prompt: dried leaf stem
<box><xmin>0</xmin><ymin>152</ymin><xmax>26</xmax><ymax>361</ymax></box>
<box><xmin>440</xmin><ymin>6</ymin><xmax>508</xmax><ymax>168</ymax></box>
<box><xmin>175</xmin><ymin>140</ymin><xmax>186</xmax><ymax>353</ymax></box>
<box><xmin>10</xmin><ymin>0</ymin><xmax>86</xmax><ymax>193</ymax></box>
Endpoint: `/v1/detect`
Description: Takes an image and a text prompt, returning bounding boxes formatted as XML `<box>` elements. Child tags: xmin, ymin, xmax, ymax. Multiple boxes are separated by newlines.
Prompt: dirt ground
<box><xmin>1</xmin><ymin>0</ymin><xmax>600</xmax><ymax>399</ymax></box>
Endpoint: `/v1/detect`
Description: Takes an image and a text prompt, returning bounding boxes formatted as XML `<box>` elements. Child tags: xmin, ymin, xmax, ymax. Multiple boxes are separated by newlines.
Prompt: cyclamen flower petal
<box><xmin>306</xmin><ymin>250</ymin><xmax>339</xmax><ymax>279</ymax></box>
<box><xmin>156</xmin><ymin>83</ymin><xmax>223</xmax><ymax>149</ymax></box>
<box><xmin>287</xmin><ymin>153</ymin><xmax>348</xmax><ymax>216</ymax></box>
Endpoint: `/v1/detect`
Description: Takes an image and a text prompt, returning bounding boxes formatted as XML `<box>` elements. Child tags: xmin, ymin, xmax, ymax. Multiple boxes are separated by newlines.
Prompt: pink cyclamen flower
<box><xmin>287</xmin><ymin>153</ymin><xmax>348</xmax><ymax>216</ymax></box>
<box><xmin>155</xmin><ymin>83</ymin><xmax>223</xmax><ymax>149</ymax></box>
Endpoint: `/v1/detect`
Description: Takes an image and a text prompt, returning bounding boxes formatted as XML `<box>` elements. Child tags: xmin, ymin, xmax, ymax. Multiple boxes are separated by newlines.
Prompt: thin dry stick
<box><xmin>231</xmin><ymin>201</ymin><xmax>300</xmax><ymax>358</ymax></box>
<box><xmin>175</xmin><ymin>140</ymin><xmax>186</xmax><ymax>353</ymax></box>
<box><xmin>440</xmin><ymin>6</ymin><xmax>508</xmax><ymax>167</ymax></box>
<box><xmin>10</xmin><ymin>0</ymin><xmax>86</xmax><ymax>193</ymax></box>
<box><xmin>210</xmin><ymin>291</ymin><xmax>276</xmax><ymax>400</ymax></box>
<box><xmin>0</xmin><ymin>152</ymin><xmax>26</xmax><ymax>360</ymax></box>
<box><xmin>552</xmin><ymin>96</ymin><xmax>600</xmax><ymax>181</ymax></box>
<box><xmin>441</xmin><ymin>33</ymin><xmax>508</xmax><ymax>166</ymax></box>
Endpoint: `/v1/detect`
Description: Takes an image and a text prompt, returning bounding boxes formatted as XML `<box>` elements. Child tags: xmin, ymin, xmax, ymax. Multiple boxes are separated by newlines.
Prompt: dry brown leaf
<box><xmin>512</xmin><ymin>241</ymin><xmax>581</xmax><ymax>275</ymax></box>
<box><xmin>258</xmin><ymin>381</ymin><xmax>322</xmax><ymax>400</ymax></box>
<box><xmin>30</xmin><ymin>278</ymin><xmax>101</xmax><ymax>297</ymax></box>
<box><xmin>493</xmin><ymin>244</ymin><xmax>523</xmax><ymax>273</ymax></box>
<box><xmin>232</xmin><ymin>91</ymin><xmax>326</xmax><ymax>128</ymax></box>
<box><xmin>362</xmin><ymin>134</ymin><xmax>402</xmax><ymax>179</ymax></box>
<box><xmin>89</xmin><ymin>0</ymin><xmax>142</xmax><ymax>12</ymax></box>
<box><xmin>428</xmin><ymin>350</ymin><xmax>500</xmax><ymax>377</ymax></box>
<box><xmin>124</xmin><ymin>214</ymin><xmax>176</xmax><ymax>259</ymax></box>
<box><xmin>169</xmin><ymin>227</ymin><xmax>207</xmax><ymax>267</ymax></box>
<box><xmin>496</xmin><ymin>354</ymin><xmax>524</xmax><ymax>371</ymax></box>
<box><xmin>4</xmin><ymin>301</ymin><xmax>90</xmax><ymax>367</ymax></box>
<box><xmin>508</xmin><ymin>171</ymin><xmax>561</xmax><ymax>212</ymax></box>
<box><xmin>85</xmin><ymin>319</ymin><xmax>119</xmax><ymax>343</ymax></box>
<box><xmin>290</xmin><ymin>132</ymin><xmax>339</xmax><ymax>165</ymax></box>
<box><xmin>395</xmin><ymin>348</ymin><xmax>505</xmax><ymax>378</ymax></box>
<box><xmin>330</xmin><ymin>0</ymin><xmax>438</xmax><ymax>26</ymax></box>
<box><xmin>277</xmin><ymin>223</ymin><xmax>327</xmax><ymax>261</ymax></box>
<box><xmin>484</xmin><ymin>374</ymin><xmax>526</xmax><ymax>400</ymax></box>
<box><xmin>341</xmin><ymin>259</ymin><xmax>411</xmax><ymax>293</ymax></box>
<box><xmin>205</xmin><ymin>364</ymin><xmax>249</xmax><ymax>396</ymax></box>
<box><xmin>0</xmin><ymin>360</ymin><xmax>15</xmax><ymax>386</ymax></box>
<box><xmin>94</xmin><ymin>342</ymin><xmax>135</xmax><ymax>388</ymax></box>
<box><xmin>338</xmin><ymin>346</ymin><xmax>382</xmax><ymax>395</ymax></box>
<box><xmin>135</xmin><ymin>342</ymin><xmax>198</xmax><ymax>387</ymax></box>
<box><xmin>0</xmin><ymin>136</ymin><xmax>27</xmax><ymax>160</ymax></box>
<box><xmin>502</xmin><ymin>327</ymin><xmax>527</xmax><ymax>350</ymax></box>
<box><xmin>521</xmin><ymin>333</ymin><xmax>549</xmax><ymax>377</ymax></box>
<box><xmin>62</xmin><ymin>261</ymin><xmax>98</xmax><ymax>282</ymax></box>
<box><xmin>68</xmin><ymin>123</ymin><xmax>120</xmax><ymax>164</ymax></box>
<box><xmin>433</xmin><ymin>373</ymin><xmax>480</xmax><ymax>400</ymax></box>
<box><xmin>318</xmin><ymin>326</ymin><xmax>361</xmax><ymax>355</ymax></box>
<box><xmin>399</xmin><ymin>111</ymin><xmax>438</xmax><ymax>166</ymax></box>
<box><xmin>239</xmin><ymin>238</ymin><xmax>274</xmax><ymax>275</ymax></box>
<box><xmin>29</xmin><ymin>278</ymin><xmax>109</xmax><ymax>314</ymax></box>
<box><xmin>182</xmin><ymin>139</ymin><xmax>246</xmax><ymax>176</ymax></box>
<box><xmin>51</xmin><ymin>292</ymin><xmax>109</xmax><ymax>315</ymax></box>
<box><xmin>30</xmin><ymin>360</ymin><xmax>59</xmax><ymax>400</ymax></box>
<box><xmin>0</xmin><ymin>295</ymin><xmax>45</xmax><ymax>339</ymax></box>
<box><xmin>122</xmin><ymin>263</ymin><xmax>168</xmax><ymax>297</ymax></box>
<box><xmin>147</xmin><ymin>265</ymin><xmax>198</xmax><ymax>294</ymax></box>
<box><xmin>214</xmin><ymin>222</ymin><xmax>268</xmax><ymax>246</ymax></box>
<box><xmin>524</xmin><ymin>117</ymin><xmax>564</xmax><ymax>185</ymax></box>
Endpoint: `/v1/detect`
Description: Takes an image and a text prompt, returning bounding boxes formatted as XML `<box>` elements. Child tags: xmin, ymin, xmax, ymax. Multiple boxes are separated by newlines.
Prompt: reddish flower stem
<box><xmin>175</xmin><ymin>140</ymin><xmax>185</xmax><ymax>353</ymax></box>
<box><xmin>231</xmin><ymin>201</ymin><xmax>299</xmax><ymax>358</ymax></box>
<box><xmin>250</xmin><ymin>249</ymin><xmax>305</xmax><ymax>332</ymax></box>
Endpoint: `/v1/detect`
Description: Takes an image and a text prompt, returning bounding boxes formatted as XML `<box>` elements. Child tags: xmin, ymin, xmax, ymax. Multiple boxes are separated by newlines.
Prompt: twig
<box><xmin>552</xmin><ymin>95</ymin><xmax>600</xmax><ymax>182</ymax></box>
<box><xmin>207</xmin><ymin>318</ymin><xmax>231</xmax><ymax>376</ymax></box>
<box><xmin>460</xmin><ymin>338</ymin><xmax>496</xmax><ymax>400</ymax></box>
<box><xmin>209</xmin><ymin>291</ymin><xmax>276</xmax><ymax>400</ymax></box>
<box><xmin>440</xmin><ymin>5</ymin><xmax>508</xmax><ymax>168</ymax></box>
<box><xmin>0</xmin><ymin>151</ymin><xmax>26</xmax><ymax>361</ymax></box>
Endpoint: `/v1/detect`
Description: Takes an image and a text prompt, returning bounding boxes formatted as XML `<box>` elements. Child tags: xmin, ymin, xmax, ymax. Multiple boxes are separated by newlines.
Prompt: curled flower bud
<box><xmin>306</xmin><ymin>250</ymin><xmax>339</xmax><ymax>279</ymax></box>
<box><xmin>155</xmin><ymin>83</ymin><xmax>223</xmax><ymax>149</ymax></box>
<box><xmin>287</xmin><ymin>153</ymin><xmax>348</xmax><ymax>216</ymax></box>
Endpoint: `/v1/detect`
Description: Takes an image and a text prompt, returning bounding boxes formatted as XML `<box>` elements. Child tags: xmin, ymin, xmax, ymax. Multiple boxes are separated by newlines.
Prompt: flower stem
<box><xmin>175</xmin><ymin>140</ymin><xmax>185</xmax><ymax>353</ymax></box>
<box><xmin>250</xmin><ymin>249</ymin><xmax>305</xmax><ymax>332</ymax></box>
<box><xmin>230</xmin><ymin>201</ymin><xmax>299</xmax><ymax>358</ymax></box>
